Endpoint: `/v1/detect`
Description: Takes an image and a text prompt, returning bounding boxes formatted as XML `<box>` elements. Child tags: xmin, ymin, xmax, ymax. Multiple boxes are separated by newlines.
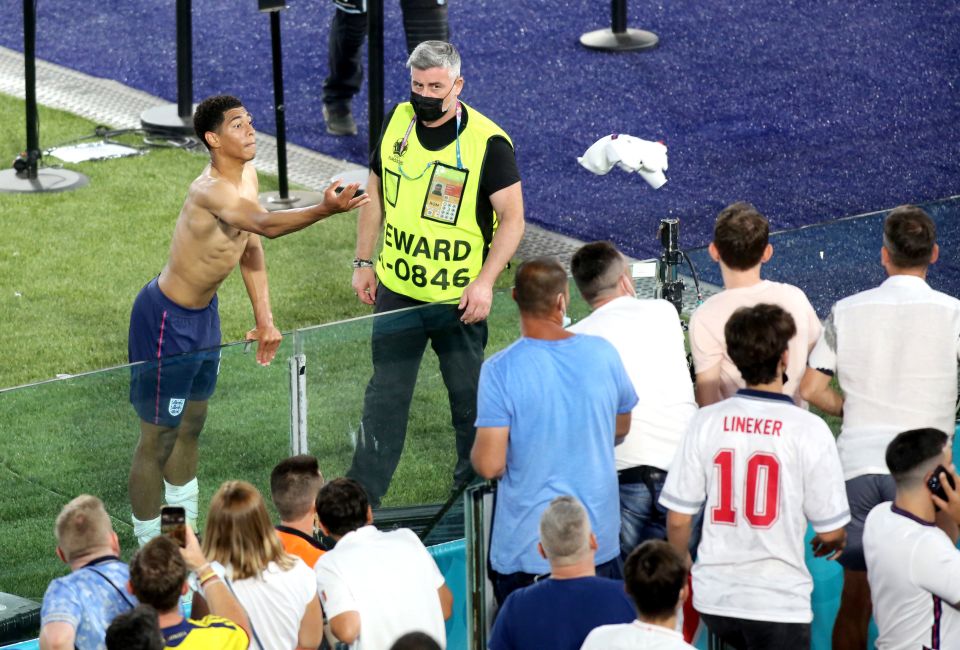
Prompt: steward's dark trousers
<box><xmin>346</xmin><ymin>283</ymin><xmax>485</xmax><ymax>506</ymax></box>
<box><xmin>323</xmin><ymin>0</ymin><xmax>450</xmax><ymax>109</ymax></box>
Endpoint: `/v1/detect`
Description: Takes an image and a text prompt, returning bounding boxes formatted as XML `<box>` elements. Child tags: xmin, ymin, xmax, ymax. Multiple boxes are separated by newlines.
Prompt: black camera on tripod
<box><xmin>656</xmin><ymin>218</ymin><xmax>685</xmax><ymax>314</ymax></box>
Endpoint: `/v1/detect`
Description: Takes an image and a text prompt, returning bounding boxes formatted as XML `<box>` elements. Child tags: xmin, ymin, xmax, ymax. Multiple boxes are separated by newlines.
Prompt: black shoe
<box><xmin>323</xmin><ymin>105</ymin><xmax>358</xmax><ymax>136</ymax></box>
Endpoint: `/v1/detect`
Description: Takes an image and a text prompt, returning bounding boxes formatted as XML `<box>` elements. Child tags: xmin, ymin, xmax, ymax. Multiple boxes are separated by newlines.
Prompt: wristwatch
<box><xmin>352</xmin><ymin>258</ymin><xmax>374</xmax><ymax>269</ymax></box>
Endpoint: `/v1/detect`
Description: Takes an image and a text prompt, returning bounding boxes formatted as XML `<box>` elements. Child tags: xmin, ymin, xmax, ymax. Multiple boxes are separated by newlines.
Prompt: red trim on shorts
<box><xmin>153</xmin><ymin>310</ymin><xmax>168</xmax><ymax>424</ymax></box>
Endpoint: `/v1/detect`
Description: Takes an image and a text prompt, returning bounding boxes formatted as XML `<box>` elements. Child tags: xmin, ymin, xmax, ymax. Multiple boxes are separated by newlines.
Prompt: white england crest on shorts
<box><xmin>168</xmin><ymin>398</ymin><xmax>185</xmax><ymax>416</ymax></box>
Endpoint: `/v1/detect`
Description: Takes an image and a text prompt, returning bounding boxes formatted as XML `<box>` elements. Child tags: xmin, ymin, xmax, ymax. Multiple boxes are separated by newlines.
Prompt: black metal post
<box><xmin>579</xmin><ymin>0</ymin><xmax>659</xmax><ymax>52</ymax></box>
<box><xmin>269</xmin><ymin>10</ymin><xmax>289</xmax><ymax>199</ymax></box>
<box><xmin>176</xmin><ymin>0</ymin><xmax>193</xmax><ymax>118</ymax></box>
<box><xmin>256</xmin><ymin>0</ymin><xmax>324</xmax><ymax>210</ymax></box>
<box><xmin>23</xmin><ymin>0</ymin><xmax>38</xmax><ymax>178</ymax></box>
<box><xmin>611</xmin><ymin>0</ymin><xmax>627</xmax><ymax>34</ymax></box>
<box><xmin>0</xmin><ymin>0</ymin><xmax>88</xmax><ymax>192</ymax></box>
<box><xmin>368</xmin><ymin>0</ymin><xmax>385</xmax><ymax>154</ymax></box>
<box><xmin>140</xmin><ymin>0</ymin><xmax>195</xmax><ymax>133</ymax></box>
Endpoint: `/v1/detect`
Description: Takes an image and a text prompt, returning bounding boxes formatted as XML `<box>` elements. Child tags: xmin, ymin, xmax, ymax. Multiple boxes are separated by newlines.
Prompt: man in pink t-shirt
<box><xmin>689</xmin><ymin>202</ymin><xmax>821</xmax><ymax>406</ymax></box>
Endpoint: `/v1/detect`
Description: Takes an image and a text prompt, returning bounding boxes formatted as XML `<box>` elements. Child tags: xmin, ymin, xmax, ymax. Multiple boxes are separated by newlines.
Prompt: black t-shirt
<box><xmin>369</xmin><ymin>104</ymin><xmax>521</xmax><ymax>210</ymax></box>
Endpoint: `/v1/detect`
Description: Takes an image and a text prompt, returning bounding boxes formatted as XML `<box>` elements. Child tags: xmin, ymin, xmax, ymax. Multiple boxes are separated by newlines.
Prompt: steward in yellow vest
<box><xmin>376</xmin><ymin>99</ymin><xmax>510</xmax><ymax>302</ymax></box>
<box><xmin>349</xmin><ymin>41</ymin><xmax>524</xmax><ymax>506</ymax></box>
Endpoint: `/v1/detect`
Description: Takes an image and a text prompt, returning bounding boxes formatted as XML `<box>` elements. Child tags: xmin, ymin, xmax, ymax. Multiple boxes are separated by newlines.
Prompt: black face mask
<box><xmin>410</xmin><ymin>88</ymin><xmax>453</xmax><ymax>123</ymax></box>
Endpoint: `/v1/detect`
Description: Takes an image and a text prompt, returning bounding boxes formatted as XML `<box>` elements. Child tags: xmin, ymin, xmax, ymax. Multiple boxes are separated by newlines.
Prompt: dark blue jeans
<box><xmin>618</xmin><ymin>466</ymin><xmax>704</xmax><ymax>560</ymax></box>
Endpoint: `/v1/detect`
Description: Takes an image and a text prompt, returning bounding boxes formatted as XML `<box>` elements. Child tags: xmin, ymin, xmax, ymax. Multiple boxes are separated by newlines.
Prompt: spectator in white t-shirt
<box><xmin>689</xmin><ymin>201</ymin><xmax>821</xmax><ymax>407</ymax></box>
<box><xmin>580</xmin><ymin>540</ymin><xmax>695</xmax><ymax>650</ymax></box>
<box><xmin>799</xmin><ymin>204</ymin><xmax>960</xmax><ymax>650</ymax></box>
<box><xmin>200</xmin><ymin>480</ymin><xmax>323</xmax><ymax>650</ymax></box>
<box><xmin>569</xmin><ymin>241</ymin><xmax>698</xmax><ymax>560</ymax></box>
<box><xmin>661</xmin><ymin>304</ymin><xmax>849</xmax><ymax>650</ymax></box>
<box><xmin>864</xmin><ymin>428</ymin><xmax>960</xmax><ymax>650</ymax></box>
<box><xmin>314</xmin><ymin>478</ymin><xmax>453</xmax><ymax>650</ymax></box>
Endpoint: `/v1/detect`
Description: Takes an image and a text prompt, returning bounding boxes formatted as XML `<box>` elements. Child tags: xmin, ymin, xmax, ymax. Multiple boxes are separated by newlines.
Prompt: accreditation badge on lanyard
<box><xmin>422</xmin><ymin>162</ymin><xmax>468</xmax><ymax>225</ymax></box>
<box><xmin>406</xmin><ymin>101</ymin><xmax>467</xmax><ymax>226</ymax></box>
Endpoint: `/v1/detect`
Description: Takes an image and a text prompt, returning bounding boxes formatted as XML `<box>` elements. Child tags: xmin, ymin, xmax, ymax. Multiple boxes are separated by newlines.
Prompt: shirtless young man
<box><xmin>127</xmin><ymin>95</ymin><xmax>368</xmax><ymax>544</ymax></box>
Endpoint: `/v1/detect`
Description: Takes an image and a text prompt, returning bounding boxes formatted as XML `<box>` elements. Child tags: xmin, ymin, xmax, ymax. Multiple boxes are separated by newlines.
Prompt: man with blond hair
<box><xmin>40</xmin><ymin>495</ymin><xmax>137</xmax><ymax>650</ymax></box>
<box><xmin>488</xmin><ymin>496</ymin><xmax>635</xmax><ymax>650</ymax></box>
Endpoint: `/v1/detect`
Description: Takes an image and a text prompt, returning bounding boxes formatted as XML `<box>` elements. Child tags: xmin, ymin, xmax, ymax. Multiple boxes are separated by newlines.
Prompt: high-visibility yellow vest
<box><xmin>377</xmin><ymin>101</ymin><xmax>512</xmax><ymax>302</ymax></box>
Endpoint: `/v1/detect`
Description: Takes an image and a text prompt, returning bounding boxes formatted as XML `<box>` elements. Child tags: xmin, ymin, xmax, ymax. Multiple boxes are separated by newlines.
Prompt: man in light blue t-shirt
<box><xmin>472</xmin><ymin>257</ymin><xmax>638</xmax><ymax>605</ymax></box>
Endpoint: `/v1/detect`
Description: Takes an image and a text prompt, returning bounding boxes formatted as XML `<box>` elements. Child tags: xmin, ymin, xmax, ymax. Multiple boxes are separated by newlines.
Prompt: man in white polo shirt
<box><xmin>800</xmin><ymin>204</ymin><xmax>960</xmax><ymax>650</ymax></box>
<box><xmin>569</xmin><ymin>241</ymin><xmax>698</xmax><ymax>559</ymax></box>
<box><xmin>314</xmin><ymin>478</ymin><xmax>452</xmax><ymax>649</ymax></box>
<box><xmin>661</xmin><ymin>304</ymin><xmax>849</xmax><ymax>649</ymax></box>
<box><xmin>864</xmin><ymin>428</ymin><xmax>960</xmax><ymax>650</ymax></box>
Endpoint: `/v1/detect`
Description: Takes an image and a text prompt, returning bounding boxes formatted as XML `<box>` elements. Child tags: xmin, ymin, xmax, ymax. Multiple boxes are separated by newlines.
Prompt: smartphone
<box><xmin>160</xmin><ymin>505</ymin><xmax>187</xmax><ymax>547</ymax></box>
<box><xmin>927</xmin><ymin>465</ymin><xmax>956</xmax><ymax>502</ymax></box>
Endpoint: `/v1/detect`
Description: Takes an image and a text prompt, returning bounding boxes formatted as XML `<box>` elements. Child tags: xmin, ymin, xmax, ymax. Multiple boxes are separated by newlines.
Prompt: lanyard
<box><xmin>398</xmin><ymin>101</ymin><xmax>463</xmax><ymax>180</ymax></box>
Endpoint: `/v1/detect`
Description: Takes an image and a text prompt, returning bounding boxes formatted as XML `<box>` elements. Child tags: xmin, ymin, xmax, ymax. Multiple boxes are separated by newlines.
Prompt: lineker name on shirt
<box><xmin>723</xmin><ymin>416</ymin><xmax>783</xmax><ymax>436</ymax></box>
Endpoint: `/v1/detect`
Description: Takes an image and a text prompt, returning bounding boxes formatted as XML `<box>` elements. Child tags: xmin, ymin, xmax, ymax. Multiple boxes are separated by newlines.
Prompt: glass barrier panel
<box><xmin>297</xmin><ymin>286</ymin><xmax>594</xmax><ymax>518</ymax></box>
<box><xmin>0</xmin><ymin>336</ymin><xmax>293</xmax><ymax>601</ymax></box>
<box><xmin>686</xmin><ymin>195</ymin><xmax>960</xmax><ymax>318</ymax></box>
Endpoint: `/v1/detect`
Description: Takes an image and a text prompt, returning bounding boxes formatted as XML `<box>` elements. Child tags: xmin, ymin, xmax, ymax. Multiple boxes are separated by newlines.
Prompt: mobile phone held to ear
<box><xmin>160</xmin><ymin>505</ymin><xmax>187</xmax><ymax>547</ymax></box>
<box><xmin>927</xmin><ymin>465</ymin><xmax>956</xmax><ymax>502</ymax></box>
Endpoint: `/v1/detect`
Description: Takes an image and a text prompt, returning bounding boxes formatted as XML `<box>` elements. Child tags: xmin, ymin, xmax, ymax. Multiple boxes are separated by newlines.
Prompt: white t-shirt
<box><xmin>864</xmin><ymin>502</ymin><xmax>960</xmax><ymax>650</ymax></box>
<box><xmin>227</xmin><ymin>558</ymin><xmax>317</xmax><ymax>650</ymax></box>
<box><xmin>659</xmin><ymin>390</ymin><xmax>850</xmax><ymax>623</ymax></box>
<box><xmin>315</xmin><ymin>526</ymin><xmax>446</xmax><ymax>650</ymax></box>
<box><xmin>689</xmin><ymin>280</ymin><xmax>821</xmax><ymax>404</ymax></box>
<box><xmin>569</xmin><ymin>296</ymin><xmax>697</xmax><ymax>471</ymax></box>
<box><xmin>580</xmin><ymin>620</ymin><xmax>695</xmax><ymax>650</ymax></box>
<box><xmin>808</xmin><ymin>275</ymin><xmax>960</xmax><ymax>479</ymax></box>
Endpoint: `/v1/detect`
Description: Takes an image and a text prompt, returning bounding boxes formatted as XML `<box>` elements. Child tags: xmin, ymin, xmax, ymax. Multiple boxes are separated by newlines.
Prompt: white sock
<box><xmin>132</xmin><ymin>514</ymin><xmax>162</xmax><ymax>547</ymax></box>
<box><xmin>164</xmin><ymin>477</ymin><xmax>199</xmax><ymax>529</ymax></box>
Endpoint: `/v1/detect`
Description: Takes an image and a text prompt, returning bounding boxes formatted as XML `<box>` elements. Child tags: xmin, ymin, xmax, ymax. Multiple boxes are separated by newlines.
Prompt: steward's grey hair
<box><xmin>539</xmin><ymin>496</ymin><xmax>591</xmax><ymax>565</ymax></box>
<box><xmin>406</xmin><ymin>41</ymin><xmax>461</xmax><ymax>81</ymax></box>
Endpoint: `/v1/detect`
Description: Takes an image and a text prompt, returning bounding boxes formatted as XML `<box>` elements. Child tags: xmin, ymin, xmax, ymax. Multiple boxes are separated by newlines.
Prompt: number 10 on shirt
<box><xmin>711</xmin><ymin>450</ymin><xmax>781</xmax><ymax>528</ymax></box>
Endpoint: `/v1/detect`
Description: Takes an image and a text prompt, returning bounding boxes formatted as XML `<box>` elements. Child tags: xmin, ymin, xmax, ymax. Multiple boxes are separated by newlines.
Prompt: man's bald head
<box><xmin>513</xmin><ymin>257</ymin><xmax>568</xmax><ymax>316</ymax></box>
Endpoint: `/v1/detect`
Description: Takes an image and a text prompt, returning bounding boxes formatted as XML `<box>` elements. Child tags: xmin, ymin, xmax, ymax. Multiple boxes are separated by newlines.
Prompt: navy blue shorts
<box><xmin>128</xmin><ymin>278</ymin><xmax>221</xmax><ymax>427</ymax></box>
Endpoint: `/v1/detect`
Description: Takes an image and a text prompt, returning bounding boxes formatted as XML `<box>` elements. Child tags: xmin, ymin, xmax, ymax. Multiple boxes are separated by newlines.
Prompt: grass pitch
<box><xmin>0</xmin><ymin>95</ymin><xmax>550</xmax><ymax>600</ymax></box>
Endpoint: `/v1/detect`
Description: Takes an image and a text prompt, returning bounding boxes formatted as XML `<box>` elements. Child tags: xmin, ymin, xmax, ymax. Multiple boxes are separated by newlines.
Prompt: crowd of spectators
<box><xmin>35</xmin><ymin>202</ymin><xmax>960</xmax><ymax>650</ymax></box>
